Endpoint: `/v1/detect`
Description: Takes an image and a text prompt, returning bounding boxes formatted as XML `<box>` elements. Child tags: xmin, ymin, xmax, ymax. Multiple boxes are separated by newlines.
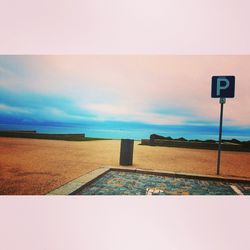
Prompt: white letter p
<box><xmin>216</xmin><ymin>77</ymin><xmax>230</xmax><ymax>96</ymax></box>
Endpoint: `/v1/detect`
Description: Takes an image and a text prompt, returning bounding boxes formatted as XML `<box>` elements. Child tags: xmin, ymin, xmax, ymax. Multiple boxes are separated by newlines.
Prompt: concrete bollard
<box><xmin>119</xmin><ymin>139</ymin><xmax>134</xmax><ymax>166</ymax></box>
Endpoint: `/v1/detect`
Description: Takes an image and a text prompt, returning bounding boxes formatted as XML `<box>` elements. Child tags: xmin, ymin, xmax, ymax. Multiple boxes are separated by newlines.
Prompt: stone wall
<box><xmin>141</xmin><ymin>139</ymin><xmax>250</xmax><ymax>152</ymax></box>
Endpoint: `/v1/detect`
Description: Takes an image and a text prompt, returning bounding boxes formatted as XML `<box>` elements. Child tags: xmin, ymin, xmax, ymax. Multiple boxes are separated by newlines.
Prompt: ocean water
<box><xmin>1</xmin><ymin>122</ymin><xmax>250</xmax><ymax>141</ymax></box>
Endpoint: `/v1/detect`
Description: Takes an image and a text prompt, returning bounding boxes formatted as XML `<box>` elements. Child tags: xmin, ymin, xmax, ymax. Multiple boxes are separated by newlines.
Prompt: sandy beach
<box><xmin>0</xmin><ymin>137</ymin><xmax>250</xmax><ymax>194</ymax></box>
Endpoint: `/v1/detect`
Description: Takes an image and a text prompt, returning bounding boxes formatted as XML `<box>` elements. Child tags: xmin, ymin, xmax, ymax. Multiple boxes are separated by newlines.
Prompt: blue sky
<box><xmin>0</xmin><ymin>55</ymin><xmax>250</xmax><ymax>136</ymax></box>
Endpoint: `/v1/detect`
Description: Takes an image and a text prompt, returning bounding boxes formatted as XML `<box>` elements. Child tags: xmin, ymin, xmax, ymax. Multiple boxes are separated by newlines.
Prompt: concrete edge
<box><xmin>109</xmin><ymin>166</ymin><xmax>250</xmax><ymax>184</ymax></box>
<box><xmin>47</xmin><ymin>167</ymin><xmax>110</xmax><ymax>195</ymax></box>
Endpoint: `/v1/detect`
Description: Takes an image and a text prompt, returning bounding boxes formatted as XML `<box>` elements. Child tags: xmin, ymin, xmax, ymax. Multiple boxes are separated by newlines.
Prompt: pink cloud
<box><xmin>84</xmin><ymin>103</ymin><xmax>187</xmax><ymax>125</ymax></box>
<box><xmin>1</xmin><ymin>55</ymin><xmax>250</xmax><ymax>126</ymax></box>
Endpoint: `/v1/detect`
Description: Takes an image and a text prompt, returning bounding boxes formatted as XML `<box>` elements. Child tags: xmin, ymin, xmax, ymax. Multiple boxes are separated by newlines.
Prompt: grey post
<box><xmin>120</xmin><ymin>139</ymin><xmax>134</xmax><ymax>166</ymax></box>
<box><xmin>217</xmin><ymin>97</ymin><xmax>226</xmax><ymax>175</ymax></box>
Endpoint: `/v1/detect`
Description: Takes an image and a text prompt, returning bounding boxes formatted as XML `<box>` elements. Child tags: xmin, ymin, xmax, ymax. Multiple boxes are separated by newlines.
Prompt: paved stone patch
<box><xmin>237</xmin><ymin>184</ymin><xmax>250</xmax><ymax>195</ymax></box>
<box><xmin>73</xmin><ymin>170</ymin><xmax>250</xmax><ymax>195</ymax></box>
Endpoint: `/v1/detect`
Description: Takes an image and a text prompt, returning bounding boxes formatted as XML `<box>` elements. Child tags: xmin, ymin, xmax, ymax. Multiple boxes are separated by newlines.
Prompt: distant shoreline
<box><xmin>1</xmin><ymin>123</ymin><xmax>250</xmax><ymax>141</ymax></box>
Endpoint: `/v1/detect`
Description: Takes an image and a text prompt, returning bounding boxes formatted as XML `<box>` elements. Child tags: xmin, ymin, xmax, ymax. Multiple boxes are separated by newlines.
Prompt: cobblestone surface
<box><xmin>238</xmin><ymin>184</ymin><xmax>250</xmax><ymax>195</ymax></box>
<box><xmin>74</xmin><ymin>170</ymin><xmax>250</xmax><ymax>195</ymax></box>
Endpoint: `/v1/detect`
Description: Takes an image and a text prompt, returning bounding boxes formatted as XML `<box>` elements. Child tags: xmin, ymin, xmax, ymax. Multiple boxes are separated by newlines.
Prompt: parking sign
<box><xmin>211</xmin><ymin>75</ymin><xmax>235</xmax><ymax>175</ymax></box>
<box><xmin>211</xmin><ymin>76</ymin><xmax>235</xmax><ymax>98</ymax></box>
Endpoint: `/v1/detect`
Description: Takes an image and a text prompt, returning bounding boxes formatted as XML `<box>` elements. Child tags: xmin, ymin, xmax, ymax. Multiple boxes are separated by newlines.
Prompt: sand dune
<box><xmin>0</xmin><ymin>137</ymin><xmax>249</xmax><ymax>194</ymax></box>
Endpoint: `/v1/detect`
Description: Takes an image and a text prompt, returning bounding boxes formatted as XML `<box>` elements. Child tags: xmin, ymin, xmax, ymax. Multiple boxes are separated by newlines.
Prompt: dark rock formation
<box><xmin>150</xmin><ymin>134</ymin><xmax>173</xmax><ymax>140</ymax></box>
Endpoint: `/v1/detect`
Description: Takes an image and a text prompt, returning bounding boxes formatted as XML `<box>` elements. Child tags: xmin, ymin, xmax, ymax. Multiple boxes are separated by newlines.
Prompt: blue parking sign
<box><xmin>211</xmin><ymin>76</ymin><xmax>235</xmax><ymax>98</ymax></box>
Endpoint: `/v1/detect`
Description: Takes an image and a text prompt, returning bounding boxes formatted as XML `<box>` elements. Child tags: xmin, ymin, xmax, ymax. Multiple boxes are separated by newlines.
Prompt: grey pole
<box><xmin>217</xmin><ymin>98</ymin><xmax>225</xmax><ymax>175</ymax></box>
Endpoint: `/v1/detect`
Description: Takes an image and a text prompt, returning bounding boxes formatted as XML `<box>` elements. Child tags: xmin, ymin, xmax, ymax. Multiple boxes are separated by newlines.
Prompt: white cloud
<box><xmin>84</xmin><ymin>103</ymin><xmax>187</xmax><ymax>125</ymax></box>
<box><xmin>0</xmin><ymin>103</ymin><xmax>31</xmax><ymax>113</ymax></box>
<box><xmin>1</xmin><ymin>55</ymin><xmax>250</xmax><ymax>126</ymax></box>
<box><xmin>0</xmin><ymin>103</ymin><xmax>31</xmax><ymax>114</ymax></box>
<box><xmin>43</xmin><ymin>107</ymin><xmax>97</xmax><ymax>121</ymax></box>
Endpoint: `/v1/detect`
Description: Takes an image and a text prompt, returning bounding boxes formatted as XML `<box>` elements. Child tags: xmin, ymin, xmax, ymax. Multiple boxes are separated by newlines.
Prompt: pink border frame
<box><xmin>0</xmin><ymin>1</ymin><xmax>250</xmax><ymax>249</ymax></box>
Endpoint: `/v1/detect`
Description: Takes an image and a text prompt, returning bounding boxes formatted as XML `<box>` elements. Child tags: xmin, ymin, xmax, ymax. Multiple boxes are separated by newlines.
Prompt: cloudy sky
<box><xmin>0</xmin><ymin>55</ymin><xmax>250</xmax><ymax>128</ymax></box>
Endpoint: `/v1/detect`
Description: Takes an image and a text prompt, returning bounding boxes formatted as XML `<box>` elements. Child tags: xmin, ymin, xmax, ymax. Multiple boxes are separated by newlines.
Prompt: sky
<box><xmin>0</xmin><ymin>55</ymin><xmax>250</xmax><ymax>131</ymax></box>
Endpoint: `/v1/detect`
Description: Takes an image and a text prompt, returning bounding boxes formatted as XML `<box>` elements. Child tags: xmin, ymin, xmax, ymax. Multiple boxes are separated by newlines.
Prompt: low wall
<box><xmin>141</xmin><ymin>139</ymin><xmax>250</xmax><ymax>152</ymax></box>
<box><xmin>0</xmin><ymin>132</ymin><xmax>85</xmax><ymax>141</ymax></box>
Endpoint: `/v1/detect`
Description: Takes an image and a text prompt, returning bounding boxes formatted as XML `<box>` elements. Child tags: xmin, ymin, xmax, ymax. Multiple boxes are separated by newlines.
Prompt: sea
<box><xmin>1</xmin><ymin>122</ymin><xmax>250</xmax><ymax>141</ymax></box>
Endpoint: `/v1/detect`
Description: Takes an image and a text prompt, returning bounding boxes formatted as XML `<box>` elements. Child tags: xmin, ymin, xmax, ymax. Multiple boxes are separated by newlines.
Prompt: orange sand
<box><xmin>0</xmin><ymin>137</ymin><xmax>249</xmax><ymax>194</ymax></box>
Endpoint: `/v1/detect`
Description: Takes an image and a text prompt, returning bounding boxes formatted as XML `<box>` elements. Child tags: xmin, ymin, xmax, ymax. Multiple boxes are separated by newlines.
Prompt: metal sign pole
<box><xmin>212</xmin><ymin>75</ymin><xmax>235</xmax><ymax>175</ymax></box>
<box><xmin>217</xmin><ymin>97</ymin><xmax>225</xmax><ymax>175</ymax></box>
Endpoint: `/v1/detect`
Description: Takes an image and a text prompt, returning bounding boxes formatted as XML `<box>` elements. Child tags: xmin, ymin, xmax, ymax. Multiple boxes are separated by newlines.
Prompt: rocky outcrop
<box><xmin>142</xmin><ymin>134</ymin><xmax>250</xmax><ymax>152</ymax></box>
<box><xmin>150</xmin><ymin>134</ymin><xmax>172</xmax><ymax>140</ymax></box>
